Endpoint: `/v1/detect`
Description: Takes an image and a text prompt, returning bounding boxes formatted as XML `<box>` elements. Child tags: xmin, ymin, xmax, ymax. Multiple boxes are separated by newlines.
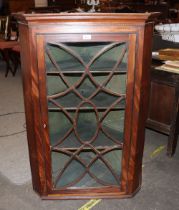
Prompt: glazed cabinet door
<box><xmin>36</xmin><ymin>33</ymin><xmax>137</xmax><ymax>198</ymax></box>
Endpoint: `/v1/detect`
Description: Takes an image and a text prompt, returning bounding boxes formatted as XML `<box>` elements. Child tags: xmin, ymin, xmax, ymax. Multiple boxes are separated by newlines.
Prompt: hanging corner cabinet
<box><xmin>18</xmin><ymin>12</ymin><xmax>157</xmax><ymax>199</ymax></box>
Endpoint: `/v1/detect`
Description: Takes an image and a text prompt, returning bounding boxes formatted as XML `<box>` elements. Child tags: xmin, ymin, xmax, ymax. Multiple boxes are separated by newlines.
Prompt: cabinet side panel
<box><xmin>19</xmin><ymin>24</ymin><xmax>46</xmax><ymax>195</ymax></box>
<box><xmin>36</xmin><ymin>35</ymin><xmax>52</xmax><ymax>192</ymax></box>
<box><xmin>127</xmin><ymin>23</ymin><xmax>154</xmax><ymax>194</ymax></box>
<box><xmin>148</xmin><ymin>82</ymin><xmax>175</xmax><ymax>125</ymax></box>
<box><xmin>120</xmin><ymin>33</ymin><xmax>136</xmax><ymax>193</ymax></box>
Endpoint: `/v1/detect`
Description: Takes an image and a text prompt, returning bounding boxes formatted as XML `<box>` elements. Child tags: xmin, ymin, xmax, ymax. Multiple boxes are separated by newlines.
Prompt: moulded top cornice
<box><xmin>15</xmin><ymin>12</ymin><xmax>160</xmax><ymax>25</ymax></box>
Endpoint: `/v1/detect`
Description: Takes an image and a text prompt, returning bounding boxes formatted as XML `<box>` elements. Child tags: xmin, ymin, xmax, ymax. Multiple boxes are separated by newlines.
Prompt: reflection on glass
<box><xmin>46</xmin><ymin>41</ymin><xmax>128</xmax><ymax>189</ymax></box>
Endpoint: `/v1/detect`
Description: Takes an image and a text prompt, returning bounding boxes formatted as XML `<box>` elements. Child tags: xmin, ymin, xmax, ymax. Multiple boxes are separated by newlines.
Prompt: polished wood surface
<box><xmin>148</xmin><ymin>82</ymin><xmax>175</xmax><ymax>130</ymax></box>
<box><xmin>147</xmin><ymin>67</ymin><xmax>179</xmax><ymax>156</ymax></box>
<box><xmin>17</xmin><ymin>13</ymin><xmax>157</xmax><ymax>199</ymax></box>
<box><xmin>8</xmin><ymin>0</ymin><xmax>35</xmax><ymax>13</ymax></box>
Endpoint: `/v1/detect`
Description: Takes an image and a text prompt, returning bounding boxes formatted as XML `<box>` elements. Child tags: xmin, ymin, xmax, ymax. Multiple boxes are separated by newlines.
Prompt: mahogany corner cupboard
<box><xmin>17</xmin><ymin>13</ymin><xmax>158</xmax><ymax>199</ymax></box>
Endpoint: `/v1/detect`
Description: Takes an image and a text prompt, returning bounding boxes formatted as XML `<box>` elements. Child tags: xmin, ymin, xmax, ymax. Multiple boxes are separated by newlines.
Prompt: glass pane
<box><xmin>45</xmin><ymin>40</ymin><xmax>128</xmax><ymax>189</ymax></box>
<box><xmin>101</xmin><ymin>110</ymin><xmax>125</xmax><ymax>141</ymax></box>
<box><xmin>76</xmin><ymin>107</ymin><xmax>98</xmax><ymax>142</ymax></box>
<box><xmin>51</xmin><ymin>150</ymin><xmax>122</xmax><ymax>188</ymax></box>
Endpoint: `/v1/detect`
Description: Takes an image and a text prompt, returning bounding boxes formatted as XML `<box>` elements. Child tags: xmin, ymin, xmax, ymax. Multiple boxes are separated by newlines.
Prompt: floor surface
<box><xmin>0</xmin><ymin>63</ymin><xmax>179</xmax><ymax>210</ymax></box>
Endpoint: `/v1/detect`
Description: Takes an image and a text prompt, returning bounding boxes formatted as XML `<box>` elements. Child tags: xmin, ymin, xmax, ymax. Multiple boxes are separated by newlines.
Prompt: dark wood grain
<box><xmin>17</xmin><ymin>13</ymin><xmax>157</xmax><ymax>199</ymax></box>
<box><xmin>8</xmin><ymin>0</ymin><xmax>34</xmax><ymax>13</ymax></box>
<box><xmin>147</xmin><ymin>68</ymin><xmax>179</xmax><ymax>157</ymax></box>
<box><xmin>149</xmin><ymin>82</ymin><xmax>175</xmax><ymax>125</ymax></box>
